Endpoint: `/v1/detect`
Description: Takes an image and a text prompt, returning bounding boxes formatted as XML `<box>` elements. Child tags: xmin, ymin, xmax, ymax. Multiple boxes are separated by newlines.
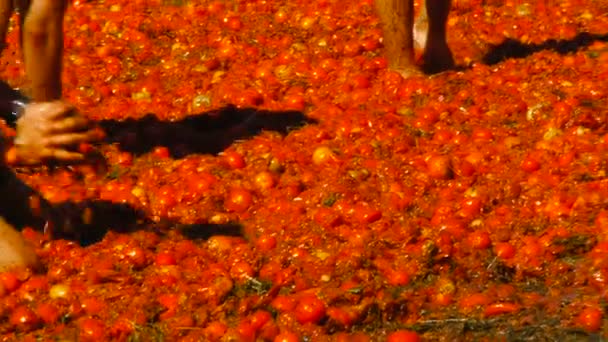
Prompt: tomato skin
<box><xmin>352</xmin><ymin>203</ymin><xmax>382</xmax><ymax>224</ymax></box>
<box><xmin>80</xmin><ymin>297</ymin><xmax>106</xmax><ymax>316</ymax></box>
<box><xmin>386</xmin><ymin>330</ymin><xmax>421</xmax><ymax>342</ymax></box>
<box><xmin>155</xmin><ymin>251</ymin><xmax>177</xmax><ymax>266</ymax></box>
<box><xmin>274</xmin><ymin>331</ymin><xmax>300</xmax><ymax>342</ymax></box>
<box><xmin>468</xmin><ymin>231</ymin><xmax>491</xmax><ymax>249</ymax></box>
<box><xmin>35</xmin><ymin>302</ymin><xmax>60</xmax><ymax>324</ymax></box>
<box><xmin>205</xmin><ymin>321</ymin><xmax>228</xmax><ymax>341</ymax></box>
<box><xmin>254</xmin><ymin>171</ymin><xmax>276</xmax><ymax>190</ymax></box>
<box><xmin>0</xmin><ymin>272</ymin><xmax>21</xmax><ymax>293</ymax></box>
<box><xmin>385</xmin><ymin>269</ymin><xmax>410</xmax><ymax>286</ymax></box>
<box><xmin>326</xmin><ymin>306</ymin><xmax>357</xmax><ymax>326</ymax></box>
<box><xmin>224</xmin><ymin>187</ymin><xmax>253</xmax><ymax>212</ymax></box>
<box><xmin>158</xmin><ymin>293</ymin><xmax>179</xmax><ymax>313</ymax></box>
<box><xmin>222</xmin><ymin>151</ymin><xmax>246</xmax><ymax>169</ymax></box>
<box><xmin>123</xmin><ymin>246</ymin><xmax>148</xmax><ymax>269</ymax></box>
<box><xmin>426</xmin><ymin>155</ymin><xmax>453</xmax><ymax>180</ymax></box>
<box><xmin>79</xmin><ymin>317</ymin><xmax>106</xmax><ymax>341</ymax></box>
<box><xmin>236</xmin><ymin>320</ymin><xmax>256</xmax><ymax>342</ymax></box>
<box><xmin>312</xmin><ymin>146</ymin><xmax>337</xmax><ymax>165</ymax></box>
<box><xmin>520</xmin><ymin>154</ymin><xmax>541</xmax><ymax>172</ymax></box>
<box><xmin>1</xmin><ymin>0</ymin><xmax>605</xmax><ymax>339</ymax></box>
<box><xmin>249</xmin><ymin>310</ymin><xmax>272</xmax><ymax>331</ymax></box>
<box><xmin>459</xmin><ymin>293</ymin><xmax>491</xmax><ymax>311</ymax></box>
<box><xmin>577</xmin><ymin>307</ymin><xmax>603</xmax><ymax>332</ymax></box>
<box><xmin>10</xmin><ymin>305</ymin><xmax>40</xmax><ymax>331</ymax></box>
<box><xmin>494</xmin><ymin>242</ymin><xmax>516</xmax><ymax>259</ymax></box>
<box><xmin>152</xmin><ymin>146</ymin><xmax>171</xmax><ymax>159</ymax></box>
<box><xmin>335</xmin><ymin>332</ymin><xmax>371</xmax><ymax>342</ymax></box>
<box><xmin>256</xmin><ymin>234</ymin><xmax>277</xmax><ymax>252</ymax></box>
<box><xmin>230</xmin><ymin>261</ymin><xmax>254</xmax><ymax>282</ymax></box>
<box><xmin>294</xmin><ymin>295</ymin><xmax>326</xmax><ymax>324</ymax></box>
<box><xmin>484</xmin><ymin>302</ymin><xmax>520</xmax><ymax>317</ymax></box>
<box><xmin>271</xmin><ymin>295</ymin><xmax>296</xmax><ymax>313</ymax></box>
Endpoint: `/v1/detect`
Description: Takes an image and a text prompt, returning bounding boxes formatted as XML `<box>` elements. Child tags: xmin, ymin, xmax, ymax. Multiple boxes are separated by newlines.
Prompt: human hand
<box><xmin>13</xmin><ymin>101</ymin><xmax>102</xmax><ymax>165</ymax></box>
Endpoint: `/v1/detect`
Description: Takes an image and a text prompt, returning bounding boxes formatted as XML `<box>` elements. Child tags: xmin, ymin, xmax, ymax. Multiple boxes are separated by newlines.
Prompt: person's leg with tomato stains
<box><xmin>0</xmin><ymin>0</ymin><xmax>101</xmax><ymax>272</ymax></box>
<box><xmin>0</xmin><ymin>145</ymin><xmax>42</xmax><ymax>272</ymax></box>
<box><xmin>375</xmin><ymin>0</ymin><xmax>454</xmax><ymax>76</ymax></box>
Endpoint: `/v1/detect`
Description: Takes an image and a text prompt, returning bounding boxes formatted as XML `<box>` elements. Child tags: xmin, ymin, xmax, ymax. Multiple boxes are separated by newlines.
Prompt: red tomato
<box><xmin>256</xmin><ymin>234</ymin><xmax>277</xmax><ymax>252</ymax></box>
<box><xmin>236</xmin><ymin>320</ymin><xmax>256</xmax><ymax>342</ymax></box>
<box><xmin>152</xmin><ymin>146</ymin><xmax>171</xmax><ymax>159</ymax></box>
<box><xmin>326</xmin><ymin>306</ymin><xmax>357</xmax><ymax>326</ymax></box>
<box><xmin>123</xmin><ymin>246</ymin><xmax>148</xmax><ymax>269</ymax></box>
<box><xmin>468</xmin><ymin>231</ymin><xmax>491</xmax><ymax>249</ymax></box>
<box><xmin>81</xmin><ymin>297</ymin><xmax>106</xmax><ymax>316</ymax></box>
<box><xmin>577</xmin><ymin>307</ymin><xmax>603</xmax><ymax>332</ymax></box>
<box><xmin>426</xmin><ymin>155</ymin><xmax>453</xmax><ymax>180</ymax></box>
<box><xmin>79</xmin><ymin>317</ymin><xmax>106</xmax><ymax>341</ymax></box>
<box><xmin>294</xmin><ymin>295</ymin><xmax>326</xmax><ymax>324</ymax></box>
<box><xmin>158</xmin><ymin>293</ymin><xmax>179</xmax><ymax>312</ymax></box>
<box><xmin>249</xmin><ymin>310</ymin><xmax>272</xmax><ymax>331</ymax></box>
<box><xmin>484</xmin><ymin>302</ymin><xmax>520</xmax><ymax>317</ymax></box>
<box><xmin>459</xmin><ymin>293</ymin><xmax>491</xmax><ymax>311</ymax></box>
<box><xmin>520</xmin><ymin>154</ymin><xmax>541</xmax><ymax>172</ymax></box>
<box><xmin>230</xmin><ymin>261</ymin><xmax>254</xmax><ymax>281</ymax></box>
<box><xmin>386</xmin><ymin>330</ymin><xmax>421</xmax><ymax>342</ymax></box>
<box><xmin>352</xmin><ymin>203</ymin><xmax>382</xmax><ymax>224</ymax></box>
<box><xmin>222</xmin><ymin>151</ymin><xmax>246</xmax><ymax>169</ymax></box>
<box><xmin>225</xmin><ymin>187</ymin><xmax>253</xmax><ymax>212</ymax></box>
<box><xmin>0</xmin><ymin>272</ymin><xmax>21</xmax><ymax>293</ymax></box>
<box><xmin>10</xmin><ymin>305</ymin><xmax>40</xmax><ymax>331</ymax></box>
<box><xmin>155</xmin><ymin>251</ymin><xmax>177</xmax><ymax>266</ymax></box>
<box><xmin>494</xmin><ymin>242</ymin><xmax>516</xmax><ymax>259</ymax></box>
<box><xmin>36</xmin><ymin>302</ymin><xmax>60</xmax><ymax>324</ymax></box>
<box><xmin>254</xmin><ymin>171</ymin><xmax>276</xmax><ymax>190</ymax></box>
<box><xmin>274</xmin><ymin>331</ymin><xmax>300</xmax><ymax>342</ymax></box>
<box><xmin>271</xmin><ymin>295</ymin><xmax>296</xmax><ymax>313</ymax></box>
<box><xmin>205</xmin><ymin>321</ymin><xmax>228</xmax><ymax>340</ymax></box>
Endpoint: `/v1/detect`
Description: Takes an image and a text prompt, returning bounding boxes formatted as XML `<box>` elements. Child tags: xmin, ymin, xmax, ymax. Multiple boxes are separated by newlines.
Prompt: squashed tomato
<box><xmin>0</xmin><ymin>0</ymin><xmax>607</xmax><ymax>340</ymax></box>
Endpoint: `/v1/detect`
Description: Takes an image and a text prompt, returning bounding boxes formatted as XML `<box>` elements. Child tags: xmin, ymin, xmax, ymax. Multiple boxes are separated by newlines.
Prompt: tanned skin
<box><xmin>375</xmin><ymin>0</ymin><xmax>454</xmax><ymax>76</ymax></box>
<box><xmin>0</xmin><ymin>0</ymin><xmax>100</xmax><ymax>271</ymax></box>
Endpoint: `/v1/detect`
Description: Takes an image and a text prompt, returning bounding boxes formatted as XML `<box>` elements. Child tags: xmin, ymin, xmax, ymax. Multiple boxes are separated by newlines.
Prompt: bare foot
<box><xmin>393</xmin><ymin>66</ymin><xmax>425</xmax><ymax>79</ymax></box>
<box><xmin>413</xmin><ymin>1</ymin><xmax>454</xmax><ymax>74</ymax></box>
<box><xmin>0</xmin><ymin>217</ymin><xmax>41</xmax><ymax>272</ymax></box>
<box><xmin>422</xmin><ymin>40</ymin><xmax>454</xmax><ymax>74</ymax></box>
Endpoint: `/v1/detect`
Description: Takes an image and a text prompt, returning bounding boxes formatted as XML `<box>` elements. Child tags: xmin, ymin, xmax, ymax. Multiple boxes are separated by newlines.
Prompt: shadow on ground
<box><xmin>49</xmin><ymin>199</ymin><xmax>245</xmax><ymax>246</ymax></box>
<box><xmin>482</xmin><ymin>32</ymin><xmax>608</xmax><ymax>65</ymax></box>
<box><xmin>0</xmin><ymin>83</ymin><xmax>317</xmax><ymax>245</ymax></box>
<box><xmin>0</xmin><ymin>81</ymin><xmax>317</xmax><ymax>158</ymax></box>
<box><xmin>0</xmin><ymin>167</ymin><xmax>244</xmax><ymax>246</ymax></box>
<box><xmin>99</xmin><ymin>105</ymin><xmax>316</xmax><ymax>157</ymax></box>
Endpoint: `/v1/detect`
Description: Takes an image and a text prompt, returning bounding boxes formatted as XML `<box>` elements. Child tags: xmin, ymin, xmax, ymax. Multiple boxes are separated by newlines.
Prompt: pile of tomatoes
<box><xmin>1</xmin><ymin>0</ymin><xmax>608</xmax><ymax>340</ymax></box>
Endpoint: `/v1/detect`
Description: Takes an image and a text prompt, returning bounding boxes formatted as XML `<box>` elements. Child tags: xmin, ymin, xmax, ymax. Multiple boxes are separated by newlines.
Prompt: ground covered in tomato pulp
<box><xmin>1</xmin><ymin>0</ymin><xmax>608</xmax><ymax>340</ymax></box>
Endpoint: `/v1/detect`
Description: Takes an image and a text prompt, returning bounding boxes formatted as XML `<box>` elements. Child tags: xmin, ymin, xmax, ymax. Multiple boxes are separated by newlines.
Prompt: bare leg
<box><xmin>413</xmin><ymin>0</ymin><xmax>427</xmax><ymax>50</ymax></box>
<box><xmin>20</xmin><ymin>0</ymin><xmax>65</xmax><ymax>101</ymax></box>
<box><xmin>375</xmin><ymin>0</ymin><xmax>422</xmax><ymax>77</ymax></box>
<box><xmin>0</xmin><ymin>160</ymin><xmax>45</xmax><ymax>272</ymax></box>
<box><xmin>422</xmin><ymin>0</ymin><xmax>454</xmax><ymax>74</ymax></box>
<box><xmin>0</xmin><ymin>0</ymin><xmax>13</xmax><ymax>50</ymax></box>
<box><xmin>0</xmin><ymin>215</ymin><xmax>40</xmax><ymax>272</ymax></box>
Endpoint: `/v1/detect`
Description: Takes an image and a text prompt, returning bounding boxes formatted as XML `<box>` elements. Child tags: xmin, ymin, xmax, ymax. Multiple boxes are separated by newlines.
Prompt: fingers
<box><xmin>44</xmin><ymin>131</ymin><xmax>97</xmax><ymax>147</ymax></box>
<box><xmin>48</xmin><ymin>115</ymin><xmax>91</xmax><ymax>134</ymax></box>
<box><xmin>19</xmin><ymin>101</ymin><xmax>74</xmax><ymax>120</ymax></box>
<box><xmin>42</xmin><ymin>148</ymin><xmax>85</xmax><ymax>163</ymax></box>
<box><xmin>17</xmin><ymin>101</ymin><xmax>88</xmax><ymax>134</ymax></box>
<box><xmin>39</xmin><ymin>101</ymin><xmax>75</xmax><ymax>120</ymax></box>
